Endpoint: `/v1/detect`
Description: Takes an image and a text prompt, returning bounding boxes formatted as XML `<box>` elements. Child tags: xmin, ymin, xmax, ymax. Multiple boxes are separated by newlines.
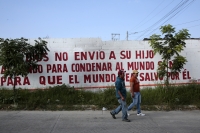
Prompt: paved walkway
<box><xmin>0</xmin><ymin>110</ymin><xmax>200</xmax><ymax>133</ymax></box>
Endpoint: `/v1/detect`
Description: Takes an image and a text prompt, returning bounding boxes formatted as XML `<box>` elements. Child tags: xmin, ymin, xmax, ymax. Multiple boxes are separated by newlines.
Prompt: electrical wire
<box><xmin>129</xmin><ymin>0</ymin><xmax>165</xmax><ymax>32</ymax></box>
<box><xmin>135</xmin><ymin>0</ymin><xmax>190</xmax><ymax>40</ymax></box>
<box><xmin>124</xmin><ymin>0</ymin><xmax>166</xmax><ymax>40</ymax></box>
<box><xmin>134</xmin><ymin>18</ymin><xmax>200</xmax><ymax>34</ymax></box>
<box><xmin>145</xmin><ymin>0</ymin><xmax>195</xmax><ymax>38</ymax></box>
<box><xmin>132</xmin><ymin>0</ymin><xmax>174</xmax><ymax>32</ymax></box>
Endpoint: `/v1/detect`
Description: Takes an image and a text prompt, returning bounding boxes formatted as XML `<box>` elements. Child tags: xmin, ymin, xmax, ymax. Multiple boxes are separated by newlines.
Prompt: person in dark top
<box><xmin>110</xmin><ymin>70</ymin><xmax>130</xmax><ymax>122</ymax></box>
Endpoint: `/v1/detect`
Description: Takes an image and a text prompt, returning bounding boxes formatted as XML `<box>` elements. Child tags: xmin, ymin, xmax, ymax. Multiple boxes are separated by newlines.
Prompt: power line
<box><xmin>125</xmin><ymin>0</ymin><xmax>166</xmax><ymax>40</ymax></box>
<box><xmin>129</xmin><ymin>0</ymin><xmax>165</xmax><ymax>32</ymax></box>
<box><xmin>136</xmin><ymin>0</ymin><xmax>189</xmax><ymax>39</ymax></box>
<box><xmin>145</xmin><ymin>0</ymin><xmax>195</xmax><ymax>38</ymax></box>
<box><xmin>174</xmin><ymin>18</ymin><xmax>200</xmax><ymax>26</ymax></box>
<box><xmin>186</xmin><ymin>24</ymin><xmax>200</xmax><ymax>28</ymax></box>
<box><xmin>135</xmin><ymin>0</ymin><xmax>190</xmax><ymax>40</ymax></box>
<box><xmin>162</xmin><ymin>0</ymin><xmax>196</xmax><ymax>26</ymax></box>
<box><xmin>132</xmin><ymin>0</ymin><xmax>174</xmax><ymax>32</ymax></box>
<box><xmin>134</xmin><ymin>18</ymin><xmax>200</xmax><ymax>34</ymax></box>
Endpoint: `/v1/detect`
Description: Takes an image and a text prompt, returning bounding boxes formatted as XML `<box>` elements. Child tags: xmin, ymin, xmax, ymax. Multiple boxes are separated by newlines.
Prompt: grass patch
<box><xmin>0</xmin><ymin>83</ymin><xmax>200</xmax><ymax>111</ymax></box>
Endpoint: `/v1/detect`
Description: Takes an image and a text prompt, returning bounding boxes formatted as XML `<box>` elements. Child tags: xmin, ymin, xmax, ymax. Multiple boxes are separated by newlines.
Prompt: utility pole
<box><xmin>126</xmin><ymin>31</ymin><xmax>138</xmax><ymax>41</ymax></box>
<box><xmin>126</xmin><ymin>31</ymin><xmax>128</xmax><ymax>41</ymax></box>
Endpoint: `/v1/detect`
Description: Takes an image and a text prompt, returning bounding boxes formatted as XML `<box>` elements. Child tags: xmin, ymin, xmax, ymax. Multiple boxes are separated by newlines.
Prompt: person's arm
<box><xmin>116</xmin><ymin>81</ymin><xmax>125</xmax><ymax>101</ymax></box>
<box><xmin>118</xmin><ymin>90</ymin><xmax>125</xmax><ymax>101</ymax></box>
<box><xmin>130</xmin><ymin>81</ymin><xmax>134</xmax><ymax>98</ymax></box>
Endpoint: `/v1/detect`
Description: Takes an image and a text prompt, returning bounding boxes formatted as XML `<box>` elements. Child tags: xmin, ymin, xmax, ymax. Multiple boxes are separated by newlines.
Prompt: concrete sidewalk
<box><xmin>0</xmin><ymin>110</ymin><xmax>199</xmax><ymax>133</ymax></box>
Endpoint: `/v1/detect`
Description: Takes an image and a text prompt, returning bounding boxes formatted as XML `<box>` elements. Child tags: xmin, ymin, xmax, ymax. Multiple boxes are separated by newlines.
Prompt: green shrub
<box><xmin>0</xmin><ymin>83</ymin><xmax>200</xmax><ymax>110</ymax></box>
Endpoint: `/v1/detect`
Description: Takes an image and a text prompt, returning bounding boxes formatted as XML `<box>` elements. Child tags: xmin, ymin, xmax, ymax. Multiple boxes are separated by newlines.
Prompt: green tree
<box><xmin>148</xmin><ymin>24</ymin><xmax>190</xmax><ymax>88</ymax></box>
<box><xmin>0</xmin><ymin>37</ymin><xmax>49</xmax><ymax>104</ymax></box>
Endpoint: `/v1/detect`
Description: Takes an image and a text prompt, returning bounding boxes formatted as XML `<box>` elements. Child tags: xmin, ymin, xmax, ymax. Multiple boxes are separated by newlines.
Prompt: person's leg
<box><xmin>111</xmin><ymin>99</ymin><xmax>122</xmax><ymax>114</ymax></box>
<box><xmin>127</xmin><ymin>94</ymin><xmax>134</xmax><ymax>111</ymax></box>
<box><xmin>136</xmin><ymin>93</ymin><xmax>145</xmax><ymax>116</ymax></box>
<box><xmin>121</xmin><ymin>100</ymin><xmax>129</xmax><ymax>121</ymax></box>
<box><xmin>128</xmin><ymin>92</ymin><xmax>138</xmax><ymax>111</ymax></box>
<box><xmin>110</xmin><ymin>99</ymin><xmax>122</xmax><ymax>119</ymax></box>
<box><xmin>136</xmin><ymin>92</ymin><xmax>141</xmax><ymax>114</ymax></box>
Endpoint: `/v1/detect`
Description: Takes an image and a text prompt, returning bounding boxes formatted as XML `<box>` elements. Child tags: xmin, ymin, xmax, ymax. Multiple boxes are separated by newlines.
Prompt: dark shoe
<box><xmin>122</xmin><ymin>118</ymin><xmax>130</xmax><ymax>122</ymax></box>
<box><xmin>110</xmin><ymin>111</ymin><xmax>116</xmax><ymax>119</ymax></box>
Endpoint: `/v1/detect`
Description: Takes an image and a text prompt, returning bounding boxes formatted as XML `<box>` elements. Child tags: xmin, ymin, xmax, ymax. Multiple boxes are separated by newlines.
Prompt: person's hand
<box><xmin>121</xmin><ymin>96</ymin><xmax>125</xmax><ymax>101</ymax></box>
<box><xmin>132</xmin><ymin>93</ymin><xmax>134</xmax><ymax>98</ymax></box>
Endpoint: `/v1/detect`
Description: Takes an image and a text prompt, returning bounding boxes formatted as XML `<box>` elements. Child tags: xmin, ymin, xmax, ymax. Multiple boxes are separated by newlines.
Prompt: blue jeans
<box><xmin>128</xmin><ymin>92</ymin><xmax>141</xmax><ymax>114</ymax></box>
<box><xmin>111</xmin><ymin>99</ymin><xmax>128</xmax><ymax>120</ymax></box>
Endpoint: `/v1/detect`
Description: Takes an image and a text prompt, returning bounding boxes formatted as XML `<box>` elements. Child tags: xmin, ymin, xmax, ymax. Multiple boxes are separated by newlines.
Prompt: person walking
<box><xmin>110</xmin><ymin>70</ymin><xmax>130</xmax><ymax>122</ymax></box>
<box><xmin>127</xmin><ymin>70</ymin><xmax>145</xmax><ymax>116</ymax></box>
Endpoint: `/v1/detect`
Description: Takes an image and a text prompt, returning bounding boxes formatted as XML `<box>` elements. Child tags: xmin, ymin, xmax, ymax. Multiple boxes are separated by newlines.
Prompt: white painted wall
<box><xmin>0</xmin><ymin>38</ymin><xmax>200</xmax><ymax>89</ymax></box>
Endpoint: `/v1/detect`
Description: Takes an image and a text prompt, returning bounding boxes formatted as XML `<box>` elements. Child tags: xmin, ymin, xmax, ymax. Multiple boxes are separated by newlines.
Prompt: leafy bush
<box><xmin>0</xmin><ymin>83</ymin><xmax>200</xmax><ymax>110</ymax></box>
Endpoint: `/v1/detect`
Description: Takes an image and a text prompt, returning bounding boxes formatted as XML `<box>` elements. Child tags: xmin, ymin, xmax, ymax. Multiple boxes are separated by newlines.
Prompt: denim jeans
<box><xmin>111</xmin><ymin>99</ymin><xmax>128</xmax><ymax>120</ymax></box>
<box><xmin>128</xmin><ymin>92</ymin><xmax>141</xmax><ymax>114</ymax></box>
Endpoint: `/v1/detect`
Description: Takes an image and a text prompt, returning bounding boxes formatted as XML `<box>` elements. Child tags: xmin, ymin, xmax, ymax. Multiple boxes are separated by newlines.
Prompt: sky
<box><xmin>0</xmin><ymin>0</ymin><xmax>200</xmax><ymax>41</ymax></box>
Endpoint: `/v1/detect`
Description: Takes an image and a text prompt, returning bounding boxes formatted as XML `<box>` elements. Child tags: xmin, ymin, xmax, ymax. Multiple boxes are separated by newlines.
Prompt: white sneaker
<box><xmin>127</xmin><ymin>111</ymin><xmax>130</xmax><ymax>116</ymax></box>
<box><xmin>137</xmin><ymin>113</ymin><xmax>145</xmax><ymax>116</ymax></box>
